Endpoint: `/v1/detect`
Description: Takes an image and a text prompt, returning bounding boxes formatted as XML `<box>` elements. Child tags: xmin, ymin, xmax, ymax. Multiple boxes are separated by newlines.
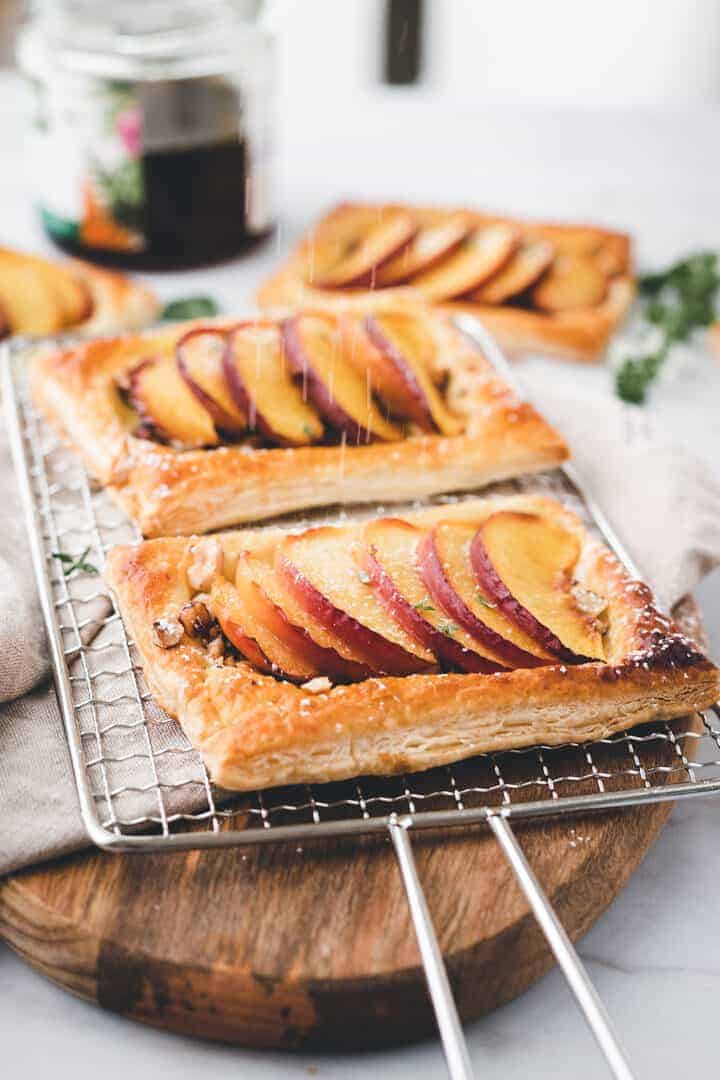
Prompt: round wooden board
<box><xmin>0</xmin><ymin>799</ymin><xmax>674</xmax><ymax>1048</ymax></box>
<box><xmin>0</xmin><ymin>597</ymin><xmax>705</xmax><ymax>1050</ymax></box>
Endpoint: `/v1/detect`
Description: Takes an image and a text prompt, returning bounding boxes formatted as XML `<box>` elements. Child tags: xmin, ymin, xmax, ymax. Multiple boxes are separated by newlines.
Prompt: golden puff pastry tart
<box><xmin>105</xmin><ymin>493</ymin><xmax>719</xmax><ymax>792</ymax></box>
<box><xmin>0</xmin><ymin>245</ymin><xmax>158</xmax><ymax>337</ymax></box>
<box><xmin>256</xmin><ymin>202</ymin><xmax>635</xmax><ymax>363</ymax></box>
<box><xmin>30</xmin><ymin>306</ymin><xmax>568</xmax><ymax>537</ymax></box>
<box><xmin>709</xmin><ymin>321</ymin><xmax>720</xmax><ymax>362</ymax></box>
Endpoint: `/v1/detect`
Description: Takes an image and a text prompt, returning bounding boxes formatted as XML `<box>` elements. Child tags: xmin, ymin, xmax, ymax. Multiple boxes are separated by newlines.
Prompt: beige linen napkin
<box><xmin>520</xmin><ymin>374</ymin><xmax>720</xmax><ymax>614</ymax></box>
<box><xmin>1</xmin><ymin>391</ymin><xmax>719</xmax><ymax>876</ymax></box>
<box><xmin>0</xmin><ymin>433</ymin><xmax>48</xmax><ymax>702</ymax></box>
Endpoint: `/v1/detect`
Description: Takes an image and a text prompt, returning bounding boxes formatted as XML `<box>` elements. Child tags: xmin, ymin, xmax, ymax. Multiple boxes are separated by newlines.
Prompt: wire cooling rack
<box><xmin>4</xmin><ymin>317</ymin><xmax>720</xmax><ymax>1080</ymax></box>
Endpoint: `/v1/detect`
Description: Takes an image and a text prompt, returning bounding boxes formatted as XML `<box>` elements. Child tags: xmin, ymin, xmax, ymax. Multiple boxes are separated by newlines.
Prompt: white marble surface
<box><xmin>1</xmin><ymin>71</ymin><xmax>720</xmax><ymax>1079</ymax></box>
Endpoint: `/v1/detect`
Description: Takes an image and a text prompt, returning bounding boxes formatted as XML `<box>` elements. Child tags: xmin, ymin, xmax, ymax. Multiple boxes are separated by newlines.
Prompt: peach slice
<box><xmin>527</xmin><ymin>228</ymin><xmax>627</xmax><ymax>276</ymax></box>
<box><xmin>45</xmin><ymin>266</ymin><xmax>92</xmax><ymax>327</ymax></box>
<box><xmin>224</xmin><ymin>321</ymin><xmax>324</xmax><ymax>447</ymax></box>
<box><xmin>365</xmin><ymin>311</ymin><xmax>464</xmax><ymax>435</ymax></box>
<box><xmin>282</xmin><ymin>313</ymin><xmax>401</xmax><ymax>443</ymax></box>
<box><xmin>531</xmin><ymin>254</ymin><xmax>607</xmax><ymax>312</ymax></box>
<box><xmin>339</xmin><ymin>314</ymin><xmax>416</xmax><ymax>421</ymax></box>
<box><xmin>362</xmin><ymin>518</ymin><xmax>504</xmax><ymax>673</ymax></box>
<box><xmin>470</xmin><ymin>241</ymin><xmax>555</xmax><ymax>305</ymax></box>
<box><xmin>211</xmin><ymin>576</ymin><xmax>318</xmax><ymax>680</ymax></box>
<box><xmin>236</xmin><ymin>553</ymin><xmax>371</xmax><ymax>682</ymax></box>
<box><xmin>409</xmin><ymin>224</ymin><xmax>518</xmax><ymax>302</ymax></box>
<box><xmin>0</xmin><ymin>249</ymin><xmax>92</xmax><ymax>327</ymax></box>
<box><xmin>470</xmin><ymin>511</ymin><xmax>605</xmax><ymax>662</ymax></box>
<box><xmin>128</xmin><ymin>356</ymin><xmax>220</xmax><ymax>447</ymax></box>
<box><xmin>308</xmin><ymin>207</ymin><xmax>417</xmax><ymax>289</ymax></box>
<box><xmin>0</xmin><ymin>252</ymin><xmax>65</xmax><ymax>334</ymax></box>
<box><xmin>209</xmin><ymin>578</ymin><xmax>272</xmax><ymax>672</ymax></box>
<box><xmin>375</xmin><ymin>213</ymin><xmax>470</xmax><ymax>285</ymax></box>
<box><xmin>418</xmin><ymin>522</ymin><xmax>552</xmax><ymax>668</ymax></box>
<box><xmin>532</xmin><ymin>227</ymin><xmax>626</xmax><ymax>274</ymax></box>
<box><xmin>277</xmin><ymin>525</ymin><xmax>437</xmax><ymax>676</ymax></box>
<box><xmin>176</xmin><ymin>327</ymin><xmax>246</xmax><ymax>436</ymax></box>
<box><xmin>246</xmin><ymin>550</ymin><xmax>377</xmax><ymax>674</ymax></box>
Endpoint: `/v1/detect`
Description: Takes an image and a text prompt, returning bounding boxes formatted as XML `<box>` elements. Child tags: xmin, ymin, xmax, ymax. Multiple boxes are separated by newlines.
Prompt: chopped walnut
<box><xmin>571</xmin><ymin>584</ymin><xmax>610</xmax><ymax>633</ymax></box>
<box><xmin>300</xmin><ymin>676</ymin><xmax>333</xmax><ymax>694</ymax></box>
<box><xmin>152</xmin><ymin>617</ymin><xmax>184</xmax><ymax>648</ymax></box>
<box><xmin>178</xmin><ymin>596</ymin><xmax>215</xmax><ymax>641</ymax></box>
<box><xmin>187</xmin><ymin>538</ymin><xmax>223</xmax><ymax>592</ymax></box>
<box><xmin>206</xmin><ymin>636</ymin><xmax>225</xmax><ymax>660</ymax></box>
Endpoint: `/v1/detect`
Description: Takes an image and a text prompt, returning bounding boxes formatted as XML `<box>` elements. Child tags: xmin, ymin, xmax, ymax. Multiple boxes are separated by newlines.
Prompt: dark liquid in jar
<box><xmin>46</xmin><ymin>137</ymin><xmax>272</xmax><ymax>270</ymax></box>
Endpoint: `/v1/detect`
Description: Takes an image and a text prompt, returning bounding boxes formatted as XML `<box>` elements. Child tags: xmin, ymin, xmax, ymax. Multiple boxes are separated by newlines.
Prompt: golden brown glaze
<box><xmin>105</xmin><ymin>494</ymin><xmax>718</xmax><ymax>792</ymax></box>
<box><xmin>257</xmin><ymin>203</ymin><xmax>635</xmax><ymax>363</ymax></box>
<box><xmin>30</xmin><ymin>311</ymin><xmax>569</xmax><ymax>536</ymax></box>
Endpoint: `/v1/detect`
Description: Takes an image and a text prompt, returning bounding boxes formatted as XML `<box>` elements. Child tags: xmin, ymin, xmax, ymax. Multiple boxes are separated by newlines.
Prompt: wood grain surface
<box><xmin>0</xmin><ymin>601</ymin><xmax>704</xmax><ymax>1050</ymax></box>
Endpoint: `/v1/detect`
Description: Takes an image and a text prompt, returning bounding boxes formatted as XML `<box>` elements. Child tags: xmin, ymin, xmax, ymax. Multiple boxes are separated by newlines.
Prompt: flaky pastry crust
<box><xmin>71</xmin><ymin>259</ymin><xmax>159</xmax><ymax>334</ymax></box>
<box><xmin>257</xmin><ymin>203</ymin><xmax>635</xmax><ymax>363</ymax></box>
<box><xmin>30</xmin><ymin>312</ymin><xmax>568</xmax><ymax>537</ymax></box>
<box><xmin>105</xmin><ymin>494</ymin><xmax>719</xmax><ymax>792</ymax></box>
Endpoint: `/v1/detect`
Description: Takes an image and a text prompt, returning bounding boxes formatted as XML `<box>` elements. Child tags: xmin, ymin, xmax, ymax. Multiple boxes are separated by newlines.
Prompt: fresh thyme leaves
<box><xmin>357</xmin><ymin>570</ymin><xmax>371</xmax><ymax>584</ymax></box>
<box><xmin>615</xmin><ymin>351</ymin><xmax>666</xmax><ymax>405</ymax></box>
<box><xmin>615</xmin><ymin>252</ymin><xmax>720</xmax><ymax>404</ymax></box>
<box><xmin>412</xmin><ymin>596</ymin><xmax>435</xmax><ymax>613</ymax></box>
<box><xmin>437</xmin><ymin>619</ymin><xmax>458</xmax><ymax>637</ymax></box>
<box><xmin>52</xmin><ymin>546</ymin><xmax>99</xmax><ymax>578</ymax></box>
<box><xmin>160</xmin><ymin>296</ymin><xmax>220</xmax><ymax>322</ymax></box>
<box><xmin>475</xmin><ymin>592</ymin><xmax>496</xmax><ymax>609</ymax></box>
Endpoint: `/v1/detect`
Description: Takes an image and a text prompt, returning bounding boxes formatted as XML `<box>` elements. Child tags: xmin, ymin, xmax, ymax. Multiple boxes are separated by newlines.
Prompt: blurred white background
<box><xmin>3</xmin><ymin>0</ymin><xmax>720</xmax><ymax>104</ymax></box>
<box><xmin>269</xmin><ymin>0</ymin><xmax>720</xmax><ymax>105</ymax></box>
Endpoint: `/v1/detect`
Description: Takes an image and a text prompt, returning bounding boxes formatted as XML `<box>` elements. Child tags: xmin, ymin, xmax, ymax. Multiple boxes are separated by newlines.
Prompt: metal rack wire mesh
<box><xmin>6</xmin><ymin>318</ymin><xmax>720</xmax><ymax>1080</ymax></box>
<box><xmin>4</xmin><ymin>329</ymin><xmax>720</xmax><ymax>853</ymax></box>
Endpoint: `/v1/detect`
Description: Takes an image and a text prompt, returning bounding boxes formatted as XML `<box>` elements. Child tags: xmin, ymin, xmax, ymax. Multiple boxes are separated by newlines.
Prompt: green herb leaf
<box><xmin>437</xmin><ymin>619</ymin><xmax>458</xmax><ymax>637</ymax></box>
<box><xmin>160</xmin><ymin>296</ymin><xmax>220</xmax><ymax>322</ymax></box>
<box><xmin>617</xmin><ymin>251</ymin><xmax>720</xmax><ymax>405</ymax></box>
<box><xmin>615</xmin><ymin>350</ymin><xmax>666</xmax><ymax>405</ymax></box>
<box><xmin>52</xmin><ymin>546</ymin><xmax>99</xmax><ymax>578</ymax></box>
<box><xmin>412</xmin><ymin>596</ymin><xmax>435</xmax><ymax>613</ymax></box>
<box><xmin>475</xmin><ymin>592</ymin><xmax>496</xmax><ymax>609</ymax></box>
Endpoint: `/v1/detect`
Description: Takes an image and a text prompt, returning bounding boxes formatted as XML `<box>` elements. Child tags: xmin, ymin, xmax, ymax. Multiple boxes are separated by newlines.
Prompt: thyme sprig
<box><xmin>615</xmin><ymin>252</ymin><xmax>720</xmax><ymax>404</ymax></box>
<box><xmin>52</xmin><ymin>546</ymin><xmax>99</xmax><ymax>578</ymax></box>
<box><xmin>160</xmin><ymin>296</ymin><xmax>220</xmax><ymax>322</ymax></box>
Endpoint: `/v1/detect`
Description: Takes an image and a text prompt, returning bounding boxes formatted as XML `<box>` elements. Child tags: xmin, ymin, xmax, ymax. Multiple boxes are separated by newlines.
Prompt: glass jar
<box><xmin>17</xmin><ymin>0</ymin><xmax>275</xmax><ymax>269</ymax></box>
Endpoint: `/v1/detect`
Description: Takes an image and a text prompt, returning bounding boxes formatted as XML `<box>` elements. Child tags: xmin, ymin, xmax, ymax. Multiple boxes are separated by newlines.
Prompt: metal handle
<box><xmin>488</xmin><ymin>814</ymin><xmax>635</xmax><ymax>1080</ymax></box>
<box><xmin>389</xmin><ymin>818</ymin><xmax>475</xmax><ymax>1080</ymax></box>
<box><xmin>392</xmin><ymin>811</ymin><xmax>635</xmax><ymax>1080</ymax></box>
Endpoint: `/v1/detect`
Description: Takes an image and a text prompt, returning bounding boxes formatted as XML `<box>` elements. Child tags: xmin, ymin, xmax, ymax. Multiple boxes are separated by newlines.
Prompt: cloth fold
<box><xmin>522</xmin><ymin>375</ymin><xmax>720</xmax><ymax>613</ymax></box>
<box><xmin>1</xmin><ymin>387</ymin><xmax>719</xmax><ymax>876</ymax></box>
<box><xmin>0</xmin><ymin>434</ymin><xmax>49</xmax><ymax>703</ymax></box>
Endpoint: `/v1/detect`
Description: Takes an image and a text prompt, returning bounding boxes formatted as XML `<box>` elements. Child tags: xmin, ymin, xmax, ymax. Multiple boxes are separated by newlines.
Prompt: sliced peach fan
<box><xmin>255</xmin><ymin>202</ymin><xmax>635</xmax><ymax>364</ymax></box>
<box><xmin>166</xmin><ymin>505</ymin><xmax>617</xmax><ymax>685</ymax></box>
<box><xmin>104</xmin><ymin>492</ymin><xmax>717</xmax><ymax>792</ymax></box>
<box><xmin>121</xmin><ymin>309</ymin><xmax>473</xmax><ymax>452</ymax></box>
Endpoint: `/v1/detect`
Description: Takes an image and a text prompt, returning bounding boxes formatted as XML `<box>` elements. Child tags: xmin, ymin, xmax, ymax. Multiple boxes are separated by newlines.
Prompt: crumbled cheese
<box><xmin>152</xmin><ymin>617</ymin><xmax>183</xmax><ymax>648</ymax></box>
<box><xmin>571</xmin><ymin>583</ymin><xmax>608</xmax><ymax>618</ymax></box>
<box><xmin>187</xmin><ymin>538</ymin><xmax>223</xmax><ymax>591</ymax></box>
<box><xmin>301</xmin><ymin>676</ymin><xmax>333</xmax><ymax>694</ymax></box>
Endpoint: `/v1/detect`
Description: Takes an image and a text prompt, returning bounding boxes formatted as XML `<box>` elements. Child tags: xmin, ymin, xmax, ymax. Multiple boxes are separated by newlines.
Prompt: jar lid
<box><xmin>19</xmin><ymin>0</ymin><xmax>270</xmax><ymax>82</ymax></box>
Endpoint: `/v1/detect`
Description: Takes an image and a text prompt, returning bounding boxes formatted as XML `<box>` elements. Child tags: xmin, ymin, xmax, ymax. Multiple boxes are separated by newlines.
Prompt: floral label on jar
<box><xmin>29</xmin><ymin>77</ymin><xmax>146</xmax><ymax>252</ymax></box>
